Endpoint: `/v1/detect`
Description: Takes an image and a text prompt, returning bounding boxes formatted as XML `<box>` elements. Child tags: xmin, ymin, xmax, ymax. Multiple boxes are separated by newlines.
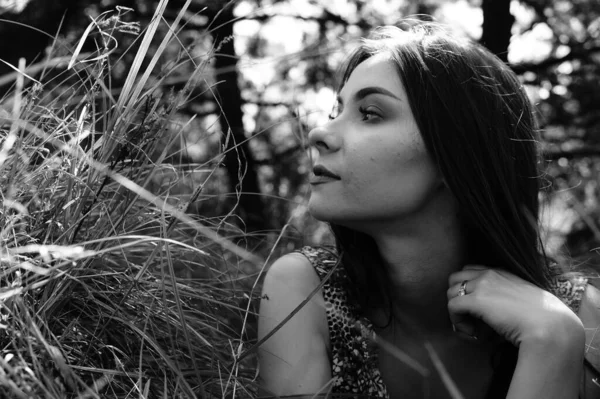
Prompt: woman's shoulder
<box><xmin>262</xmin><ymin>246</ymin><xmax>344</xmax><ymax>303</ymax></box>
<box><xmin>259</xmin><ymin>249</ymin><xmax>331</xmax><ymax>347</ymax></box>
<box><xmin>549</xmin><ymin>275</ymin><xmax>600</xmax><ymax>396</ymax></box>
<box><xmin>264</xmin><ymin>250</ymin><xmax>323</xmax><ymax>292</ymax></box>
<box><xmin>258</xmin><ymin>251</ymin><xmax>332</xmax><ymax>396</ymax></box>
<box><xmin>575</xmin><ymin>280</ymin><xmax>600</xmax><ymax>397</ymax></box>
<box><xmin>262</xmin><ymin>247</ymin><xmax>340</xmax><ymax>305</ymax></box>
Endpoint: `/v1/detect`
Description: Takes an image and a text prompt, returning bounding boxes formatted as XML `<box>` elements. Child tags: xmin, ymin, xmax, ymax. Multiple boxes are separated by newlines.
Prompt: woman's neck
<box><xmin>369</xmin><ymin>211</ymin><xmax>466</xmax><ymax>334</ymax></box>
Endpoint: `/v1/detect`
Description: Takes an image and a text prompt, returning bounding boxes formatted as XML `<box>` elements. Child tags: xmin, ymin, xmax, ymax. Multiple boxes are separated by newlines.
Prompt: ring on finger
<box><xmin>457</xmin><ymin>280</ymin><xmax>469</xmax><ymax>297</ymax></box>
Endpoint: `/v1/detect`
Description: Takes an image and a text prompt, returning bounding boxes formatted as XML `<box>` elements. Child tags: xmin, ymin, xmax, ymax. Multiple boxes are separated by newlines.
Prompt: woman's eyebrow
<box><xmin>336</xmin><ymin>86</ymin><xmax>402</xmax><ymax>105</ymax></box>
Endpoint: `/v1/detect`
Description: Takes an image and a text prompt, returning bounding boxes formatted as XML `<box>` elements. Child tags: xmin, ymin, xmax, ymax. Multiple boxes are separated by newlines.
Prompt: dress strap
<box><xmin>295</xmin><ymin>246</ymin><xmax>340</xmax><ymax>280</ymax></box>
<box><xmin>294</xmin><ymin>246</ymin><xmax>389</xmax><ymax>398</ymax></box>
<box><xmin>550</xmin><ymin>274</ymin><xmax>588</xmax><ymax>313</ymax></box>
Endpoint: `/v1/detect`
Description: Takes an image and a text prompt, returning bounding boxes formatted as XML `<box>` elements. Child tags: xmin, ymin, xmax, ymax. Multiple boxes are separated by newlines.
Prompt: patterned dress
<box><xmin>296</xmin><ymin>246</ymin><xmax>589</xmax><ymax>398</ymax></box>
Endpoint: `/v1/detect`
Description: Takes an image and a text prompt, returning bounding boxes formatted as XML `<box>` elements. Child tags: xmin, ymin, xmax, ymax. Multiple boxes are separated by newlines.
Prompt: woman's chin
<box><xmin>307</xmin><ymin>202</ymin><xmax>335</xmax><ymax>222</ymax></box>
<box><xmin>307</xmin><ymin>209</ymin><xmax>330</xmax><ymax>222</ymax></box>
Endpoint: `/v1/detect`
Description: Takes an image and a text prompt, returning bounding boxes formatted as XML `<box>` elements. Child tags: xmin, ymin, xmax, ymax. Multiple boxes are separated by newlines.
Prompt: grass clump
<box><xmin>0</xmin><ymin>3</ymin><xmax>263</xmax><ymax>398</ymax></box>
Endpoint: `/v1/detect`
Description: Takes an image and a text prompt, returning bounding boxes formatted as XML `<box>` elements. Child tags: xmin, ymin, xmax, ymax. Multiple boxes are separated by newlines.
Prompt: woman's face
<box><xmin>307</xmin><ymin>54</ymin><xmax>443</xmax><ymax>229</ymax></box>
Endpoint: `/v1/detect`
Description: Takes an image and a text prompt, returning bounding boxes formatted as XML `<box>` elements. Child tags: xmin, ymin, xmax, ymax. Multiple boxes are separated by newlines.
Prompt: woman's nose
<box><xmin>307</xmin><ymin>123</ymin><xmax>341</xmax><ymax>154</ymax></box>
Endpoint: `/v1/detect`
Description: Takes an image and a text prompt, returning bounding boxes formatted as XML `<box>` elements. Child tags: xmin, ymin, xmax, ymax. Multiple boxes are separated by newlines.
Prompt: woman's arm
<box><xmin>257</xmin><ymin>253</ymin><xmax>332</xmax><ymax>398</ymax></box>
<box><xmin>507</xmin><ymin>325</ymin><xmax>585</xmax><ymax>399</ymax></box>
<box><xmin>447</xmin><ymin>266</ymin><xmax>586</xmax><ymax>399</ymax></box>
<box><xmin>576</xmin><ymin>282</ymin><xmax>600</xmax><ymax>398</ymax></box>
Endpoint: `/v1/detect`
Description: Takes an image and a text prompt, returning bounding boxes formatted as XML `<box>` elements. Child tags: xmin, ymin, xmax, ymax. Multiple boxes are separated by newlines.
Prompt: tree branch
<box><xmin>511</xmin><ymin>44</ymin><xmax>600</xmax><ymax>74</ymax></box>
<box><xmin>237</xmin><ymin>10</ymin><xmax>370</xmax><ymax>31</ymax></box>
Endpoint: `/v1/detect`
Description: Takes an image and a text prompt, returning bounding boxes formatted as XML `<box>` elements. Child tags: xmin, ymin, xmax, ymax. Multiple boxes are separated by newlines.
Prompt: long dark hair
<box><xmin>331</xmin><ymin>23</ymin><xmax>554</xmax><ymax>325</ymax></box>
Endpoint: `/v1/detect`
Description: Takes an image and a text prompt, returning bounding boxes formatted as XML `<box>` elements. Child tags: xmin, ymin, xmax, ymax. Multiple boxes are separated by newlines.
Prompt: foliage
<box><xmin>0</xmin><ymin>4</ymin><xmax>265</xmax><ymax>398</ymax></box>
<box><xmin>514</xmin><ymin>0</ymin><xmax>600</xmax><ymax>268</ymax></box>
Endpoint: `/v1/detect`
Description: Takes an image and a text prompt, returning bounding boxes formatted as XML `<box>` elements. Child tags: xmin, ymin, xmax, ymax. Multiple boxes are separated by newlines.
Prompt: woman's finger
<box><xmin>452</xmin><ymin>318</ymin><xmax>478</xmax><ymax>339</ymax></box>
<box><xmin>449</xmin><ymin>301</ymin><xmax>502</xmax><ymax>342</ymax></box>
<box><xmin>447</xmin><ymin>266</ymin><xmax>498</xmax><ymax>341</ymax></box>
<box><xmin>447</xmin><ymin>272</ymin><xmax>482</xmax><ymax>338</ymax></box>
<box><xmin>452</xmin><ymin>317</ymin><xmax>500</xmax><ymax>342</ymax></box>
<box><xmin>447</xmin><ymin>273</ymin><xmax>484</xmax><ymax>299</ymax></box>
<box><xmin>448</xmin><ymin>283</ymin><xmax>482</xmax><ymax>313</ymax></box>
<box><xmin>448</xmin><ymin>269</ymin><xmax>484</xmax><ymax>288</ymax></box>
<box><xmin>448</xmin><ymin>293</ymin><xmax>482</xmax><ymax>338</ymax></box>
<box><xmin>447</xmin><ymin>294</ymin><xmax>478</xmax><ymax>339</ymax></box>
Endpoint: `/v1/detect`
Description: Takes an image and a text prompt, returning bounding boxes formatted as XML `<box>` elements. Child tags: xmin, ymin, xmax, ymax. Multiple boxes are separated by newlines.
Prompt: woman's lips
<box><xmin>312</xmin><ymin>165</ymin><xmax>341</xmax><ymax>180</ymax></box>
<box><xmin>310</xmin><ymin>175</ymin><xmax>340</xmax><ymax>185</ymax></box>
<box><xmin>310</xmin><ymin>165</ymin><xmax>341</xmax><ymax>185</ymax></box>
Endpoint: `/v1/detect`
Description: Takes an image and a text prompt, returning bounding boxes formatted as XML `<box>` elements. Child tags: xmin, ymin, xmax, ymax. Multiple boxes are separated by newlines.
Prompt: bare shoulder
<box><xmin>577</xmin><ymin>280</ymin><xmax>600</xmax><ymax>398</ymax></box>
<box><xmin>263</xmin><ymin>252</ymin><xmax>322</xmax><ymax>290</ymax></box>
<box><xmin>259</xmin><ymin>252</ymin><xmax>329</xmax><ymax>342</ymax></box>
<box><xmin>257</xmin><ymin>252</ymin><xmax>331</xmax><ymax>397</ymax></box>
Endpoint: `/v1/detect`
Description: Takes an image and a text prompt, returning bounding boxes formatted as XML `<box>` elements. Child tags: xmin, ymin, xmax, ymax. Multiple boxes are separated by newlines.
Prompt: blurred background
<box><xmin>1</xmin><ymin>0</ymin><xmax>599</xmax><ymax>269</ymax></box>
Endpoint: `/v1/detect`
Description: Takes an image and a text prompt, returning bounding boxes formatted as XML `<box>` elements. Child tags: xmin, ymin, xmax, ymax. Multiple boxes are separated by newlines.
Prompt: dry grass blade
<box><xmin>0</xmin><ymin>105</ymin><xmax>263</xmax><ymax>265</ymax></box>
<box><xmin>0</xmin><ymin>58</ymin><xmax>26</xmax><ymax>170</ymax></box>
<box><xmin>115</xmin><ymin>0</ymin><xmax>169</xmax><ymax>112</ymax></box>
<box><xmin>0</xmin><ymin>4</ymin><xmax>266</xmax><ymax>398</ymax></box>
<box><xmin>0</xmin><ymin>58</ymin><xmax>41</xmax><ymax>85</ymax></box>
<box><xmin>424</xmin><ymin>342</ymin><xmax>465</xmax><ymax>399</ymax></box>
<box><xmin>163</xmin><ymin>222</ymin><xmax>206</xmax><ymax>399</ymax></box>
<box><xmin>127</xmin><ymin>0</ymin><xmax>194</xmax><ymax>105</ymax></box>
<box><xmin>75</xmin><ymin>374</ymin><xmax>113</xmax><ymax>399</ymax></box>
<box><xmin>372</xmin><ymin>335</ymin><xmax>430</xmax><ymax>377</ymax></box>
<box><xmin>68</xmin><ymin>18</ymin><xmax>97</xmax><ymax>70</ymax></box>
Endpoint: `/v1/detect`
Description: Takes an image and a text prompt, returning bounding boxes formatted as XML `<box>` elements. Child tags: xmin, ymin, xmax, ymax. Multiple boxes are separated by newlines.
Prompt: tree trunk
<box><xmin>480</xmin><ymin>0</ymin><xmax>514</xmax><ymax>63</ymax></box>
<box><xmin>206</xmin><ymin>3</ymin><xmax>266</xmax><ymax>232</ymax></box>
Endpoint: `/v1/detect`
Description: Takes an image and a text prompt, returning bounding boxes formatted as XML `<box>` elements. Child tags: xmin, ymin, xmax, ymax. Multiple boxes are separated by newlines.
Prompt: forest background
<box><xmin>0</xmin><ymin>0</ymin><xmax>599</xmax><ymax>398</ymax></box>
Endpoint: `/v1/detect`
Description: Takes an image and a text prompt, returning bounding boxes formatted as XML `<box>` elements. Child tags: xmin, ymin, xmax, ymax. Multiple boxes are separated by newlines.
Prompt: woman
<box><xmin>257</xmin><ymin>22</ymin><xmax>599</xmax><ymax>398</ymax></box>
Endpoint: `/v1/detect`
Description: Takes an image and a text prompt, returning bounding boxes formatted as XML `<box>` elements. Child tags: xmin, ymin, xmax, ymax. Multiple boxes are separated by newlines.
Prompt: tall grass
<box><xmin>0</xmin><ymin>4</ymin><xmax>264</xmax><ymax>398</ymax></box>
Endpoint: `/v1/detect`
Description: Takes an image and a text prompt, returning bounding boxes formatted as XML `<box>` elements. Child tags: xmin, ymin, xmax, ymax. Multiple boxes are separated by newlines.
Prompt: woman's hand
<box><xmin>447</xmin><ymin>265</ymin><xmax>586</xmax><ymax>399</ymax></box>
<box><xmin>446</xmin><ymin>265</ymin><xmax>584</xmax><ymax>348</ymax></box>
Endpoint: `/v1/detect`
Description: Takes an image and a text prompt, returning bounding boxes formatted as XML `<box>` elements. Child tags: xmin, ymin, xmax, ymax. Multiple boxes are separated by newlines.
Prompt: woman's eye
<box><xmin>359</xmin><ymin>106</ymin><xmax>380</xmax><ymax>122</ymax></box>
